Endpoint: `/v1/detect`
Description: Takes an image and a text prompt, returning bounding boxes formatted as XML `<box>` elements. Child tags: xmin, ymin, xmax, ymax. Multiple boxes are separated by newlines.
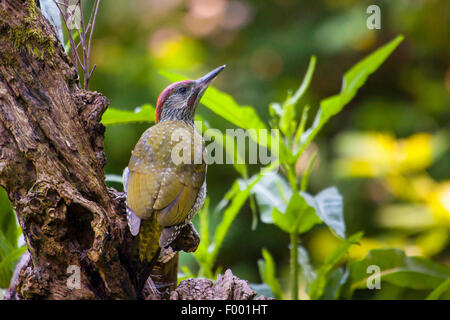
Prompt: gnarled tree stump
<box><xmin>0</xmin><ymin>0</ymin><xmax>262</xmax><ymax>300</ymax></box>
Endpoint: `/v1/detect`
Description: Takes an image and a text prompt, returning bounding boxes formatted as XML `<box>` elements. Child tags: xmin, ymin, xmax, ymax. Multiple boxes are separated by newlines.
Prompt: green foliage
<box><xmin>297</xmin><ymin>35</ymin><xmax>405</xmax><ymax>158</ymax></box>
<box><xmin>342</xmin><ymin>248</ymin><xmax>450</xmax><ymax>298</ymax></box>
<box><xmin>193</xmin><ymin>175</ymin><xmax>262</xmax><ymax>278</ymax></box>
<box><xmin>300</xmin><ymin>187</ymin><xmax>345</xmax><ymax>239</ymax></box>
<box><xmin>272</xmin><ymin>193</ymin><xmax>320</xmax><ymax>235</ymax></box>
<box><xmin>102</xmin><ymin>104</ymin><xmax>155</xmax><ymax>126</ymax></box>
<box><xmin>308</xmin><ymin>232</ymin><xmax>363</xmax><ymax>299</ymax></box>
<box><xmin>249</xmin><ymin>36</ymin><xmax>405</xmax><ymax>299</ymax></box>
<box><xmin>297</xmin><ymin>246</ymin><xmax>316</xmax><ymax>286</ymax></box>
<box><xmin>257</xmin><ymin>248</ymin><xmax>284</xmax><ymax>299</ymax></box>
<box><xmin>271</xmin><ymin>56</ymin><xmax>316</xmax><ymax>142</ymax></box>
<box><xmin>426</xmin><ymin>278</ymin><xmax>450</xmax><ymax>300</ymax></box>
<box><xmin>319</xmin><ymin>267</ymin><xmax>348</xmax><ymax>300</ymax></box>
<box><xmin>252</xmin><ymin>172</ymin><xmax>292</xmax><ymax>223</ymax></box>
<box><xmin>0</xmin><ymin>188</ymin><xmax>26</xmax><ymax>289</ymax></box>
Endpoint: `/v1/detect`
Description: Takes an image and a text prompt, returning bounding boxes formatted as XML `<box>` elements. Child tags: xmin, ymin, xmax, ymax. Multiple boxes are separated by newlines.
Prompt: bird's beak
<box><xmin>195</xmin><ymin>65</ymin><xmax>226</xmax><ymax>89</ymax></box>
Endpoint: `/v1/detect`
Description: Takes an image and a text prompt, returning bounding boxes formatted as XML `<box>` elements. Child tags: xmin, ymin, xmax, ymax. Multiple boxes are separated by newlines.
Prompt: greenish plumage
<box><xmin>126</xmin><ymin>120</ymin><xmax>206</xmax><ymax>262</ymax></box>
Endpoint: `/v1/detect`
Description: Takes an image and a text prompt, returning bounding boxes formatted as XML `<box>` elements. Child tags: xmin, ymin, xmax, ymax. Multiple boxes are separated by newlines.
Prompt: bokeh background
<box><xmin>1</xmin><ymin>0</ymin><xmax>449</xmax><ymax>299</ymax></box>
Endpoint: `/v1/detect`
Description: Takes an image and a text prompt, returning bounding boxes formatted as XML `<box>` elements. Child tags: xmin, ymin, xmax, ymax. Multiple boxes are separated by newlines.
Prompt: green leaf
<box><xmin>214</xmin><ymin>180</ymin><xmax>241</xmax><ymax>213</ymax></box>
<box><xmin>0</xmin><ymin>246</ymin><xmax>26</xmax><ymax>288</ymax></box>
<box><xmin>308</xmin><ymin>232</ymin><xmax>363</xmax><ymax>299</ymax></box>
<box><xmin>272</xmin><ymin>193</ymin><xmax>320</xmax><ymax>234</ymax></box>
<box><xmin>198</xmin><ymin>198</ymin><xmax>210</xmax><ymax>251</ymax></box>
<box><xmin>193</xmin><ymin>199</ymin><xmax>214</xmax><ymax>278</ymax></box>
<box><xmin>300</xmin><ymin>187</ymin><xmax>346</xmax><ymax>239</ymax></box>
<box><xmin>300</xmin><ymin>151</ymin><xmax>317</xmax><ymax>192</ymax></box>
<box><xmin>0</xmin><ymin>188</ymin><xmax>17</xmax><ymax>250</ymax></box>
<box><xmin>297</xmin><ymin>35</ymin><xmax>404</xmax><ymax>157</ymax></box>
<box><xmin>252</xmin><ymin>171</ymin><xmax>292</xmax><ymax>223</ymax></box>
<box><xmin>275</xmin><ymin>56</ymin><xmax>316</xmax><ymax>139</ymax></box>
<box><xmin>426</xmin><ymin>278</ymin><xmax>450</xmax><ymax>300</ymax></box>
<box><xmin>101</xmin><ymin>104</ymin><xmax>155</xmax><ymax>126</ymax></box>
<box><xmin>344</xmin><ymin>248</ymin><xmax>450</xmax><ymax>297</ymax></box>
<box><xmin>293</xmin><ymin>105</ymin><xmax>310</xmax><ymax>154</ymax></box>
<box><xmin>279</xmin><ymin>103</ymin><xmax>296</xmax><ymax>138</ymax></box>
<box><xmin>297</xmin><ymin>246</ymin><xmax>316</xmax><ymax>285</ymax></box>
<box><xmin>210</xmin><ymin>175</ymin><xmax>262</xmax><ymax>264</ymax></box>
<box><xmin>284</xmin><ymin>56</ymin><xmax>316</xmax><ymax>108</ymax></box>
<box><xmin>269</xmin><ymin>102</ymin><xmax>283</xmax><ymax>120</ymax></box>
<box><xmin>320</xmin><ymin>267</ymin><xmax>349</xmax><ymax>300</ymax></box>
<box><xmin>160</xmin><ymin>70</ymin><xmax>268</xmax><ymax>147</ymax></box>
<box><xmin>257</xmin><ymin>248</ymin><xmax>284</xmax><ymax>299</ymax></box>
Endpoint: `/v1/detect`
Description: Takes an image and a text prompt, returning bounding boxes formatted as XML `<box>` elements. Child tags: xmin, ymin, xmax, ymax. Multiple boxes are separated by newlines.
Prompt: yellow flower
<box><xmin>428</xmin><ymin>181</ymin><xmax>450</xmax><ymax>226</ymax></box>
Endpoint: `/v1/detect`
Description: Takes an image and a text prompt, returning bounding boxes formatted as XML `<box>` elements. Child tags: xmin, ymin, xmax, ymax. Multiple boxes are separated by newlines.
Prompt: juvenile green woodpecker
<box><xmin>123</xmin><ymin>66</ymin><xmax>225</xmax><ymax>265</ymax></box>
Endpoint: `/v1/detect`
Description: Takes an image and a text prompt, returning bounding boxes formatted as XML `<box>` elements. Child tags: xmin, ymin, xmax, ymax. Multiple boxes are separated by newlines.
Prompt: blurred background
<box><xmin>1</xmin><ymin>0</ymin><xmax>449</xmax><ymax>299</ymax></box>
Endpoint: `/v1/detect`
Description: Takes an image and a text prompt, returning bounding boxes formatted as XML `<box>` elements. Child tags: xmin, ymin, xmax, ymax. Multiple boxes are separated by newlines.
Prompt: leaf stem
<box><xmin>290</xmin><ymin>231</ymin><xmax>299</xmax><ymax>300</ymax></box>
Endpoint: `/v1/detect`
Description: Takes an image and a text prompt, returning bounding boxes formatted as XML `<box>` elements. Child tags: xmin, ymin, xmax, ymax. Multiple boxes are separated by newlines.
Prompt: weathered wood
<box><xmin>170</xmin><ymin>269</ymin><xmax>271</xmax><ymax>300</ymax></box>
<box><xmin>0</xmin><ymin>0</ymin><xmax>138</xmax><ymax>299</ymax></box>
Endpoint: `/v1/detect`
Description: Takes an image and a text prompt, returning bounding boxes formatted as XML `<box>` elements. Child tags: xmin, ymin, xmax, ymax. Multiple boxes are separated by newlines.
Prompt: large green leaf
<box><xmin>308</xmin><ymin>232</ymin><xmax>363</xmax><ymax>299</ymax></box>
<box><xmin>251</xmin><ymin>171</ymin><xmax>292</xmax><ymax>223</ymax></box>
<box><xmin>272</xmin><ymin>193</ymin><xmax>321</xmax><ymax>234</ymax></box>
<box><xmin>344</xmin><ymin>248</ymin><xmax>450</xmax><ymax>297</ymax></box>
<box><xmin>297</xmin><ymin>35</ymin><xmax>404</xmax><ymax>156</ymax></box>
<box><xmin>300</xmin><ymin>187</ymin><xmax>346</xmax><ymax>239</ymax></box>
<box><xmin>257</xmin><ymin>248</ymin><xmax>284</xmax><ymax>300</ymax></box>
<box><xmin>101</xmin><ymin>104</ymin><xmax>155</xmax><ymax>126</ymax></box>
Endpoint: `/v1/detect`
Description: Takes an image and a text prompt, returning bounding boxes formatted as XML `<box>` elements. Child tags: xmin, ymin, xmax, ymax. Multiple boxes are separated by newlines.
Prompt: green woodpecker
<box><xmin>123</xmin><ymin>65</ymin><xmax>225</xmax><ymax>264</ymax></box>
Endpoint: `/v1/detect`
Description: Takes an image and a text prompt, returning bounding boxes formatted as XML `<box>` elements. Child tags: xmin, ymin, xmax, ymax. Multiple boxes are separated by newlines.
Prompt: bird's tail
<box><xmin>138</xmin><ymin>215</ymin><xmax>163</xmax><ymax>262</ymax></box>
<box><xmin>128</xmin><ymin>215</ymin><xmax>163</xmax><ymax>293</ymax></box>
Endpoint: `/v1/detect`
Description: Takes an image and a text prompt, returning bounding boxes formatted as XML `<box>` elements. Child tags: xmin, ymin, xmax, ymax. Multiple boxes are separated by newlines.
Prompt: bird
<box><xmin>122</xmin><ymin>65</ymin><xmax>225</xmax><ymax>268</ymax></box>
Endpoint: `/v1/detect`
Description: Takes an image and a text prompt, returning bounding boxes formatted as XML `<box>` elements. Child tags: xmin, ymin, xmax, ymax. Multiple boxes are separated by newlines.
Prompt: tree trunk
<box><xmin>0</xmin><ymin>0</ymin><xmax>140</xmax><ymax>299</ymax></box>
<box><xmin>0</xmin><ymin>0</ymin><xmax>264</xmax><ymax>300</ymax></box>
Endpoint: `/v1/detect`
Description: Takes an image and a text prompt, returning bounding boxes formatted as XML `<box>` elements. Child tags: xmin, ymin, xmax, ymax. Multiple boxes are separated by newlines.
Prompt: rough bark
<box><xmin>171</xmin><ymin>269</ymin><xmax>271</xmax><ymax>300</ymax></box>
<box><xmin>0</xmin><ymin>0</ymin><xmax>136</xmax><ymax>299</ymax></box>
<box><xmin>0</xmin><ymin>0</ymin><xmax>263</xmax><ymax>300</ymax></box>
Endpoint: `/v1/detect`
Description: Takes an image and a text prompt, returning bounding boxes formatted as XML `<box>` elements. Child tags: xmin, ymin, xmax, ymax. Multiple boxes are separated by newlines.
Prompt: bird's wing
<box><xmin>126</xmin><ymin>121</ymin><xmax>206</xmax><ymax>227</ymax></box>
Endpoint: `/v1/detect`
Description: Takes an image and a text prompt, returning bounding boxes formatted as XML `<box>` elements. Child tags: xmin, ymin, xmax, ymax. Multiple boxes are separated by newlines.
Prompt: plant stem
<box><xmin>285</xmin><ymin>164</ymin><xmax>298</xmax><ymax>193</ymax></box>
<box><xmin>290</xmin><ymin>231</ymin><xmax>299</xmax><ymax>300</ymax></box>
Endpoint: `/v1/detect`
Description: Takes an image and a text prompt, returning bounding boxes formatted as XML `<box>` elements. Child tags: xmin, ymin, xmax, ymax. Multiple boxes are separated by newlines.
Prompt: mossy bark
<box><xmin>0</xmin><ymin>0</ymin><xmax>139</xmax><ymax>299</ymax></box>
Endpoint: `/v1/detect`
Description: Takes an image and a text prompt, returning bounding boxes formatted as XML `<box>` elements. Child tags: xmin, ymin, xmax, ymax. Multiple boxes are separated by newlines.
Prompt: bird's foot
<box><xmin>113</xmin><ymin>192</ymin><xmax>126</xmax><ymax>201</ymax></box>
<box><xmin>158</xmin><ymin>247</ymin><xmax>177</xmax><ymax>263</ymax></box>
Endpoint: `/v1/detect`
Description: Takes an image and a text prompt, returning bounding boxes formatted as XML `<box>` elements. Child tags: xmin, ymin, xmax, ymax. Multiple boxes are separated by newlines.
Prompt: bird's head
<box><xmin>155</xmin><ymin>65</ymin><xmax>226</xmax><ymax>123</ymax></box>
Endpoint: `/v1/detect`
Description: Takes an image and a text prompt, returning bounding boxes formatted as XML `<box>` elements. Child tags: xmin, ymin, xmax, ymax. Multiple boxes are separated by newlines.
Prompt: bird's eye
<box><xmin>178</xmin><ymin>87</ymin><xmax>187</xmax><ymax>94</ymax></box>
